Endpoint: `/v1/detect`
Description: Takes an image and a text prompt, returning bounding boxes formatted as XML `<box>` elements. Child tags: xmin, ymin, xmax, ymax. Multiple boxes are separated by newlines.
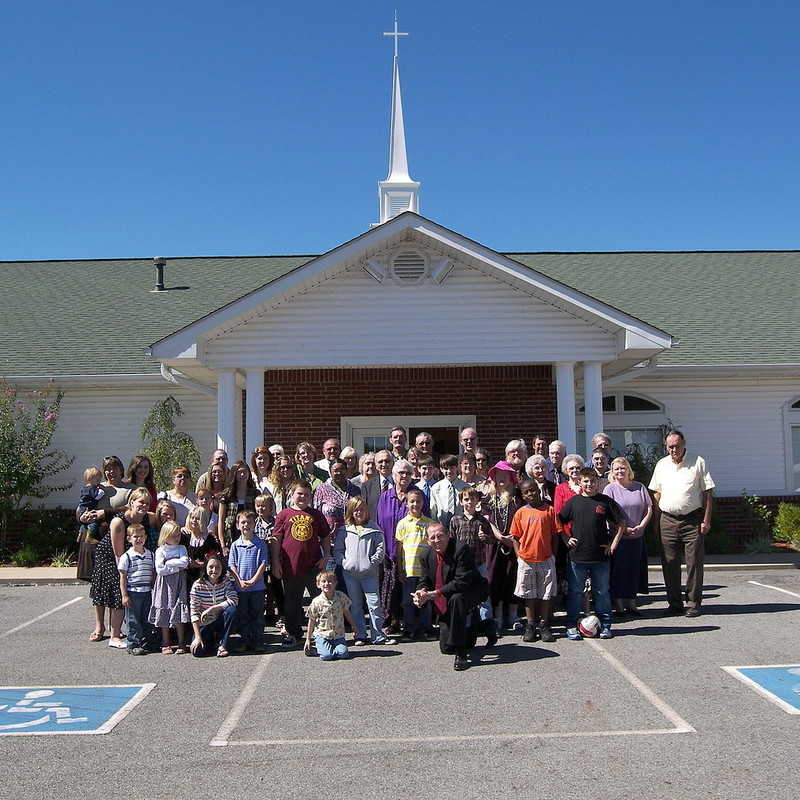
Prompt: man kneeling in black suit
<box><xmin>413</xmin><ymin>523</ymin><xmax>489</xmax><ymax>671</ymax></box>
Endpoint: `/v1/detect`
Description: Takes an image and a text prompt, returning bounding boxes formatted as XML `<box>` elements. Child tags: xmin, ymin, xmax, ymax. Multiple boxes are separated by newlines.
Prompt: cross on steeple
<box><xmin>383</xmin><ymin>11</ymin><xmax>408</xmax><ymax>58</ymax></box>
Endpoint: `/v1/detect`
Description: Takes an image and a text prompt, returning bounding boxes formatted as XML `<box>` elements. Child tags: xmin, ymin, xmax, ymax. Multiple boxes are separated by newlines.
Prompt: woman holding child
<box><xmin>80</xmin><ymin>456</ymin><xmax>133</xmax><ymax>641</ymax></box>
<box><xmin>603</xmin><ymin>457</ymin><xmax>652</xmax><ymax>615</ymax></box>
<box><xmin>89</xmin><ymin>486</ymin><xmax>155</xmax><ymax>648</ymax></box>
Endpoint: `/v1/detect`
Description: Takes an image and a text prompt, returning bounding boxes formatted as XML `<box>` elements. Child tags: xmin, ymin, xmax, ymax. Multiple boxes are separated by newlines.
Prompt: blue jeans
<box><xmin>236</xmin><ymin>590</ymin><xmax>265</xmax><ymax>647</ymax></box>
<box><xmin>343</xmin><ymin>572</ymin><xmax>386</xmax><ymax>642</ymax></box>
<box><xmin>567</xmin><ymin>561</ymin><xmax>612</xmax><ymax>628</ymax></box>
<box><xmin>193</xmin><ymin>604</ymin><xmax>238</xmax><ymax>656</ymax></box>
<box><xmin>314</xmin><ymin>635</ymin><xmax>350</xmax><ymax>661</ymax></box>
<box><xmin>401</xmin><ymin>575</ymin><xmax>432</xmax><ymax>634</ymax></box>
<box><xmin>126</xmin><ymin>591</ymin><xmax>153</xmax><ymax>649</ymax></box>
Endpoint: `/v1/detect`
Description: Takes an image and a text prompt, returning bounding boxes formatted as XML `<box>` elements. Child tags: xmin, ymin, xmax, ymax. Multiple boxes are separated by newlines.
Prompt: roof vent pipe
<box><xmin>153</xmin><ymin>257</ymin><xmax>166</xmax><ymax>291</ymax></box>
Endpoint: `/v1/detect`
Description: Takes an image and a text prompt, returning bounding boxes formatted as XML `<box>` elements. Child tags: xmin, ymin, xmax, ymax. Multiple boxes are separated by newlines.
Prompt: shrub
<box><xmin>16</xmin><ymin>508</ymin><xmax>76</xmax><ymax>562</ymax></box>
<box><xmin>741</xmin><ymin>491</ymin><xmax>774</xmax><ymax>551</ymax></box>
<box><xmin>0</xmin><ymin>382</ymin><xmax>73</xmax><ymax>550</ymax></box>
<box><xmin>50</xmin><ymin>548</ymin><xmax>76</xmax><ymax>568</ymax></box>
<box><xmin>774</xmin><ymin>503</ymin><xmax>800</xmax><ymax>549</ymax></box>
<box><xmin>141</xmin><ymin>396</ymin><xmax>202</xmax><ymax>491</ymax></box>
<box><xmin>11</xmin><ymin>546</ymin><xmax>39</xmax><ymax>567</ymax></box>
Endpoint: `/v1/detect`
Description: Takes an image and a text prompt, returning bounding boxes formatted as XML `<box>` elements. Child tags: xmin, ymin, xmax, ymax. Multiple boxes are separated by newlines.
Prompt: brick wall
<box><xmin>261</xmin><ymin>365</ymin><xmax>556</xmax><ymax>459</ymax></box>
<box><xmin>714</xmin><ymin>494</ymin><xmax>800</xmax><ymax>549</ymax></box>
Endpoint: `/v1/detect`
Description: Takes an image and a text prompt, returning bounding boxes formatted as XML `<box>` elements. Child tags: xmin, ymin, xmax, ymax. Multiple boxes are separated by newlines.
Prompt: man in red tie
<box><xmin>413</xmin><ymin>523</ymin><xmax>489</xmax><ymax>671</ymax></box>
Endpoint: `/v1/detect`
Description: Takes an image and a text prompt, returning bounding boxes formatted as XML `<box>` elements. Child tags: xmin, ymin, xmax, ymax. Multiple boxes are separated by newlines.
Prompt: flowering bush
<box><xmin>0</xmin><ymin>381</ymin><xmax>73</xmax><ymax>550</ymax></box>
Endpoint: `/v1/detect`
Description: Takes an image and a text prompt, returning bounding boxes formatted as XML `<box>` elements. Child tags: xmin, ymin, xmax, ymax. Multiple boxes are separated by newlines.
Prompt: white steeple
<box><xmin>377</xmin><ymin>13</ymin><xmax>420</xmax><ymax>224</ymax></box>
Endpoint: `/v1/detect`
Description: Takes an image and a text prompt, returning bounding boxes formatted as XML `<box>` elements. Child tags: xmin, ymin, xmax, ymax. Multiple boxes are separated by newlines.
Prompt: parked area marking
<box><xmin>0</xmin><ymin>684</ymin><xmax>156</xmax><ymax>736</ymax></box>
<box><xmin>0</xmin><ymin>596</ymin><xmax>84</xmax><ymax>640</ymax></box>
<box><xmin>748</xmin><ymin>580</ymin><xmax>800</xmax><ymax>600</ymax></box>
<box><xmin>722</xmin><ymin>666</ymin><xmax>800</xmax><ymax>715</ymax></box>
<box><xmin>210</xmin><ymin>640</ymin><xmax>694</xmax><ymax>747</ymax></box>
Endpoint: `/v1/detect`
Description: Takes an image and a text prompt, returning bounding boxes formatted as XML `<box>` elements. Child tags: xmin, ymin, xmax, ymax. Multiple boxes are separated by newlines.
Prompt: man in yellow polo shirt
<box><xmin>649</xmin><ymin>430</ymin><xmax>715</xmax><ymax>618</ymax></box>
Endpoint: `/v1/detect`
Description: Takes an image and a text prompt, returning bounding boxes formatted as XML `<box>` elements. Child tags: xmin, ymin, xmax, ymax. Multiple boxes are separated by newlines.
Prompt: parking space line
<box><xmin>209</xmin><ymin>653</ymin><xmax>274</xmax><ymax>747</ymax></box>
<box><xmin>721</xmin><ymin>666</ymin><xmax>800</xmax><ymax>715</ymax></box>
<box><xmin>585</xmin><ymin>639</ymin><xmax>695</xmax><ymax>733</ymax></box>
<box><xmin>0</xmin><ymin>596</ymin><xmax>84</xmax><ymax>641</ymax></box>
<box><xmin>748</xmin><ymin>580</ymin><xmax>800</xmax><ymax>600</ymax></box>
<box><xmin>211</xmin><ymin>640</ymin><xmax>694</xmax><ymax>747</ymax></box>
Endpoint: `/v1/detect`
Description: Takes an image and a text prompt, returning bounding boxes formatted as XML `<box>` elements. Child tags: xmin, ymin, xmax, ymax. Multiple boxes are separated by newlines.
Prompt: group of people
<box><xmin>77</xmin><ymin>425</ymin><xmax>714</xmax><ymax>670</ymax></box>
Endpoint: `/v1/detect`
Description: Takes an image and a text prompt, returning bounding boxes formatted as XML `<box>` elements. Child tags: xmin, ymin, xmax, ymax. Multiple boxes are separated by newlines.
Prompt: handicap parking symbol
<box><xmin>722</xmin><ymin>665</ymin><xmax>800</xmax><ymax>715</ymax></box>
<box><xmin>0</xmin><ymin>684</ymin><xmax>155</xmax><ymax>736</ymax></box>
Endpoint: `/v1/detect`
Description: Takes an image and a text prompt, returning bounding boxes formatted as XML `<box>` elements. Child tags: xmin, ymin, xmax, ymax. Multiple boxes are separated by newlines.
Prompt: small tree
<box><xmin>141</xmin><ymin>396</ymin><xmax>202</xmax><ymax>491</ymax></box>
<box><xmin>0</xmin><ymin>381</ymin><xmax>74</xmax><ymax>550</ymax></box>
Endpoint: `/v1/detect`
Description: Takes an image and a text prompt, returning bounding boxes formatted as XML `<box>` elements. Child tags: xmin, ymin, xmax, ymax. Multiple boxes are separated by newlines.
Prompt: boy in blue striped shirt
<box><xmin>228</xmin><ymin>510</ymin><xmax>269</xmax><ymax>652</ymax></box>
<box><xmin>118</xmin><ymin>524</ymin><xmax>156</xmax><ymax>655</ymax></box>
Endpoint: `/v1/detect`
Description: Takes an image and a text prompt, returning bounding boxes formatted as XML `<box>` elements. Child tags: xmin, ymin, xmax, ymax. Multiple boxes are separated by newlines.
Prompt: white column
<box><xmin>555</xmin><ymin>361</ymin><xmax>577</xmax><ymax>453</ymax></box>
<box><xmin>583</xmin><ymin>361</ymin><xmax>604</xmax><ymax>457</ymax></box>
<box><xmin>216</xmin><ymin>369</ymin><xmax>237</xmax><ymax>456</ymax></box>
<box><xmin>245</xmin><ymin>368</ymin><xmax>265</xmax><ymax>455</ymax></box>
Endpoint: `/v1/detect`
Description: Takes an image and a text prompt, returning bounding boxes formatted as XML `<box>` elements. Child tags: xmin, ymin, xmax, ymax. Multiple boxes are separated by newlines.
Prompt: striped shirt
<box><xmin>189</xmin><ymin>575</ymin><xmax>238</xmax><ymax>622</ymax></box>
<box><xmin>395</xmin><ymin>514</ymin><xmax>434</xmax><ymax>578</ymax></box>
<box><xmin>117</xmin><ymin>547</ymin><xmax>155</xmax><ymax>592</ymax></box>
<box><xmin>229</xmin><ymin>536</ymin><xmax>269</xmax><ymax>591</ymax></box>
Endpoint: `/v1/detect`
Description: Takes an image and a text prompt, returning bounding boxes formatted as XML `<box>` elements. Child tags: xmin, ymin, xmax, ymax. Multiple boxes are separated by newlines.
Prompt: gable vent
<box><xmin>392</xmin><ymin>250</ymin><xmax>426</xmax><ymax>283</ymax></box>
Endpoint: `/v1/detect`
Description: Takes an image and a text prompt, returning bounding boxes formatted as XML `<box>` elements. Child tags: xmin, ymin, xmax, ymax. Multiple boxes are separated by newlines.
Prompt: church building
<box><xmin>3</xmin><ymin>25</ymin><xmax>799</xmax><ymax>540</ymax></box>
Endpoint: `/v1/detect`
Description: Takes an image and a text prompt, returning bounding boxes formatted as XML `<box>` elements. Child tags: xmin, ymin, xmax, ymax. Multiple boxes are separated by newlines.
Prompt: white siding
<box><xmin>204</xmin><ymin>263</ymin><xmax>618</xmax><ymax>368</ymax></box>
<box><xmin>614</xmin><ymin>376</ymin><xmax>799</xmax><ymax>497</ymax></box>
<box><xmin>32</xmin><ymin>385</ymin><xmax>217</xmax><ymax>508</ymax></box>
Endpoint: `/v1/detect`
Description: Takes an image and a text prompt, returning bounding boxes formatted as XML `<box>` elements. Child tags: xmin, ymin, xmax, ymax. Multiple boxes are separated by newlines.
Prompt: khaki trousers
<box><xmin>659</xmin><ymin>509</ymin><xmax>704</xmax><ymax>609</ymax></box>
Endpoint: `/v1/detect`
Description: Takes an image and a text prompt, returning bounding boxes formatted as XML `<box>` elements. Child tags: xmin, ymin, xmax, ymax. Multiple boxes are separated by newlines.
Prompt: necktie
<box><xmin>434</xmin><ymin>554</ymin><xmax>448</xmax><ymax>615</ymax></box>
<box><xmin>448</xmin><ymin>482</ymin><xmax>456</xmax><ymax>515</ymax></box>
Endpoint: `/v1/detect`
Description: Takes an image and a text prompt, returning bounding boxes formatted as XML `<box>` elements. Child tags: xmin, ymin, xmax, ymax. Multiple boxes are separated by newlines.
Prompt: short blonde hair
<box><xmin>128</xmin><ymin>486</ymin><xmax>152</xmax><ymax>506</ymax></box>
<box><xmin>608</xmin><ymin>457</ymin><xmax>635</xmax><ymax>483</ymax></box>
<box><xmin>83</xmin><ymin>466</ymin><xmax>102</xmax><ymax>483</ymax></box>
<box><xmin>126</xmin><ymin>523</ymin><xmax>145</xmax><ymax>540</ymax></box>
<box><xmin>158</xmin><ymin>520</ymin><xmax>181</xmax><ymax>546</ymax></box>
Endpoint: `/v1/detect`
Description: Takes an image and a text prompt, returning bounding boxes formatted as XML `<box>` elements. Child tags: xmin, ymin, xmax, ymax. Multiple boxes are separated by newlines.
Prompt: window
<box><xmin>784</xmin><ymin>397</ymin><xmax>800</xmax><ymax>492</ymax></box>
<box><xmin>576</xmin><ymin>391</ymin><xmax>666</xmax><ymax>458</ymax></box>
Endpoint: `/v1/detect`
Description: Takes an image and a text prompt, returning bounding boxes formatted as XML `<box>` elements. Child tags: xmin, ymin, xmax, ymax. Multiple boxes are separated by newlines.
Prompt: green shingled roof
<box><xmin>2</xmin><ymin>248</ymin><xmax>798</xmax><ymax>376</ymax></box>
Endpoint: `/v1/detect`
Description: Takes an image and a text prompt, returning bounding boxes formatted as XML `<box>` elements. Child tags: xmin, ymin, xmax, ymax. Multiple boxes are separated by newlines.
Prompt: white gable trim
<box><xmin>148</xmin><ymin>213</ymin><xmax>673</xmax><ymax>360</ymax></box>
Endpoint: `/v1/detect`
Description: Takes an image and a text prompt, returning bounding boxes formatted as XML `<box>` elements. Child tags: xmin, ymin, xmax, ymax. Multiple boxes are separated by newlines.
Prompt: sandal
<box><xmin>174</xmin><ymin>646</ymin><xmax>188</xmax><ymax>655</ymax></box>
<box><xmin>216</xmin><ymin>646</ymin><xmax>229</xmax><ymax>658</ymax></box>
<box><xmin>161</xmin><ymin>645</ymin><xmax>174</xmax><ymax>654</ymax></box>
<box><xmin>89</xmin><ymin>631</ymin><xmax>105</xmax><ymax>642</ymax></box>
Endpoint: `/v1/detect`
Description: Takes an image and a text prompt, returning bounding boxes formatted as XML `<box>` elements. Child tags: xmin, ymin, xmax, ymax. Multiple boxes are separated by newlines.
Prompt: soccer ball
<box><xmin>578</xmin><ymin>614</ymin><xmax>601</xmax><ymax>638</ymax></box>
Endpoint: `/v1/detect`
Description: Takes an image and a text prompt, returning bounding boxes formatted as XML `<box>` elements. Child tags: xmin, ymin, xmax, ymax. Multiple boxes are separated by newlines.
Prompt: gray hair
<box><xmin>549</xmin><ymin>440</ymin><xmax>566</xmax><ymax>454</ymax></box>
<box><xmin>525</xmin><ymin>454</ymin><xmax>547</xmax><ymax>478</ymax></box>
<box><xmin>561</xmin><ymin>453</ymin><xmax>586</xmax><ymax>476</ymax></box>
<box><xmin>392</xmin><ymin>459</ymin><xmax>413</xmax><ymax>478</ymax></box>
<box><xmin>505</xmin><ymin>439</ymin><xmax>528</xmax><ymax>457</ymax></box>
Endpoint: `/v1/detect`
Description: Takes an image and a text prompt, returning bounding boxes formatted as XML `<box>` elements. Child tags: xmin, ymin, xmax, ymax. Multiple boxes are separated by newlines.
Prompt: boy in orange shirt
<box><xmin>509</xmin><ymin>479</ymin><xmax>560</xmax><ymax>643</ymax></box>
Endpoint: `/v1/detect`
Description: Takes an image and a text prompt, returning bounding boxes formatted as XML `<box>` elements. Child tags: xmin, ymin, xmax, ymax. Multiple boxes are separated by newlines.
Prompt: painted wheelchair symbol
<box><xmin>0</xmin><ymin>690</ymin><xmax>88</xmax><ymax>730</ymax></box>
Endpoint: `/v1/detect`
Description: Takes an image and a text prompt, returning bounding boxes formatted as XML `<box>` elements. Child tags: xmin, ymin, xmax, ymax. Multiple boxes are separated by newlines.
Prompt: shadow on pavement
<box><xmin>611</xmin><ymin>624</ymin><xmax>720</xmax><ymax>636</ymax></box>
<box><xmin>470</xmin><ymin>643</ymin><xmax>560</xmax><ymax>667</ymax></box>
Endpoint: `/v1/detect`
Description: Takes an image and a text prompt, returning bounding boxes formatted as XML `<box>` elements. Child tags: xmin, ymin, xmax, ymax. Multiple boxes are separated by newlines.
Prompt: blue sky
<box><xmin>2</xmin><ymin>0</ymin><xmax>798</xmax><ymax>259</ymax></box>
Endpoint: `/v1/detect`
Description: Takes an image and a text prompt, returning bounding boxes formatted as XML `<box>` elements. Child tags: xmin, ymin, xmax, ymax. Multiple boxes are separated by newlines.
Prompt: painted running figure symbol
<box><xmin>0</xmin><ymin>689</ymin><xmax>89</xmax><ymax>730</ymax></box>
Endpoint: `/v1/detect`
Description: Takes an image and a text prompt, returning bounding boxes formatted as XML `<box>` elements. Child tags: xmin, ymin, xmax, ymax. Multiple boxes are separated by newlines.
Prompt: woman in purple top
<box><xmin>603</xmin><ymin>457</ymin><xmax>653</xmax><ymax>616</ymax></box>
<box><xmin>376</xmin><ymin>459</ymin><xmax>431</xmax><ymax>633</ymax></box>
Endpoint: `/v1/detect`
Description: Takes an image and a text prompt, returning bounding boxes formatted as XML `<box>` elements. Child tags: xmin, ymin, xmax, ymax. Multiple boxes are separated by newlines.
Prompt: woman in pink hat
<box><xmin>484</xmin><ymin>461</ymin><xmax>523</xmax><ymax>632</ymax></box>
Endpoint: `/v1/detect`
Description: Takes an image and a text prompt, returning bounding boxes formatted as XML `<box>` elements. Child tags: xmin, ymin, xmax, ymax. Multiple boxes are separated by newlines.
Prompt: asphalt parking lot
<box><xmin>0</xmin><ymin>569</ymin><xmax>798</xmax><ymax>800</ymax></box>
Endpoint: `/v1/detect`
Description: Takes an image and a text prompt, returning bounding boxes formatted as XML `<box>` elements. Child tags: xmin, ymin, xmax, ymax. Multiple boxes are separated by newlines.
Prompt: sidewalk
<box><xmin>1</xmin><ymin>553</ymin><xmax>798</xmax><ymax>585</ymax></box>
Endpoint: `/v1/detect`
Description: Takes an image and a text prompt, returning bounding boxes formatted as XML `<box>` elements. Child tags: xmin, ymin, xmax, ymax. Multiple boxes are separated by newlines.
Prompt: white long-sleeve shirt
<box><xmin>155</xmin><ymin>544</ymin><xmax>189</xmax><ymax>575</ymax></box>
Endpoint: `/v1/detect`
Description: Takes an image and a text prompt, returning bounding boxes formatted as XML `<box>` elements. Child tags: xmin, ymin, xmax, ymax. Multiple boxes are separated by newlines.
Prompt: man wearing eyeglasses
<box><xmin>362</xmin><ymin>450</ymin><xmax>395</xmax><ymax>519</ymax></box>
<box><xmin>459</xmin><ymin>427</ymin><xmax>478</xmax><ymax>454</ymax></box>
<box><xmin>649</xmin><ymin>430</ymin><xmax>715</xmax><ymax>618</ymax></box>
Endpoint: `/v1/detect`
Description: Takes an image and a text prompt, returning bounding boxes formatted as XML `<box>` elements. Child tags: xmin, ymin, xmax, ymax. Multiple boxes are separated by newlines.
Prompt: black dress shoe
<box><xmin>685</xmin><ymin>607</ymin><xmax>701</xmax><ymax>618</ymax></box>
<box><xmin>453</xmin><ymin>653</ymin><xmax>469</xmax><ymax>671</ymax></box>
<box><xmin>665</xmin><ymin>605</ymin><xmax>685</xmax><ymax>617</ymax></box>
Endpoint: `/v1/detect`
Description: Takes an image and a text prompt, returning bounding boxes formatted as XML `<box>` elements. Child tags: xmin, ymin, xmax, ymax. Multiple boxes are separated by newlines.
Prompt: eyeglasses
<box><xmin>278</xmin><ymin>465</ymin><xmax>293</xmax><ymax>471</ymax></box>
